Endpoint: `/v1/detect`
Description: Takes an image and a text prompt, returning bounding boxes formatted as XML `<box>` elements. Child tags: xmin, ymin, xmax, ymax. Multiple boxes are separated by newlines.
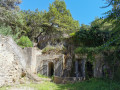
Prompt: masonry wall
<box><xmin>36</xmin><ymin>54</ymin><xmax>64</xmax><ymax>77</ymax></box>
<box><xmin>0</xmin><ymin>35</ymin><xmax>24</xmax><ymax>87</ymax></box>
<box><xmin>23</xmin><ymin>47</ymin><xmax>38</xmax><ymax>73</ymax></box>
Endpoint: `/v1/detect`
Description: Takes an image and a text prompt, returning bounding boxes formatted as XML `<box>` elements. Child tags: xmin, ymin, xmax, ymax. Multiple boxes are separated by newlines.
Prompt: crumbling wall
<box><xmin>0</xmin><ymin>35</ymin><xmax>27</xmax><ymax>68</ymax></box>
<box><xmin>0</xmin><ymin>35</ymin><xmax>23</xmax><ymax>87</ymax></box>
<box><xmin>0</xmin><ymin>35</ymin><xmax>40</xmax><ymax>87</ymax></box>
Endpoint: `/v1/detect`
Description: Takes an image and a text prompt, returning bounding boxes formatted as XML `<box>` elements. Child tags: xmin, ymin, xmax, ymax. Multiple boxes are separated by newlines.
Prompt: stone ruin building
<box><xmin>0</xmin><ymin>34</ymin><xmax>112</xmax><ymax>86</ymax></box>
<box><xmin>35</xmin><ymin>34</ymin><xmax>112</xmax><ymax>83</ymax></box>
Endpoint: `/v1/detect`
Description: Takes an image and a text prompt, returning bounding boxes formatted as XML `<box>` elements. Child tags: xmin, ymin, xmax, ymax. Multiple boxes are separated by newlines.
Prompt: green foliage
<box><xmin>0</xmin><ymin>1</ymin><xmax>24</xmax><ymax>39</ymax></box>
<box><xmin>29</xmin><ymin>79</ymin><xmax>120</xmax><ymax>90</ymax></box>
<box><xmin>42</xmin><ymin>45</ymin><xmax>55</xmax><ymax>53</ymax></box>
<box><xmin>114</xmin><ymin>67</ymin><xmax>120</xmax><ymax>81</ymax></box>
<box><xmin>17</xmin><ymin>36</ymin><xmax>33</xmax><ymax>48</ymax></box>
<box><xmin>0</xmin><ymin>24</ymin><xmax>22</xmax><ymax>42</ymax></box>
<box><xmin>2</xmin><ymin>79</ymin><xmax>120</xmax><ymax>90</ymax></box>
<box><xmin>0</xmin><ymin>0</ymin><xmax>80</xmax><ymax>42</ymax></box>
<box><xmin>103</xmin><ymin>49</ymin><xmax>120</xmax><ymax>80</ymax></box>
<box><xmin>73</xmin><ymin>18</ymin><xmax>115</xmax><ymax>64</ymax></box>
<box><xmin>47</xmin><ymin>0</ymin><xmax>80</xmax><ymax>32</ymax></box>
<box><xmin>73</xmin><ymin>19</ymin><xmax>112</xmax><ymax>47</ymax></box>
<box><xmin>0</xmin><ymin>0</ymin><xmax>22</xmax><ymax>10</ymax></box>
<box><xmin>103</xmin><ymin>0</ymin><xmax>120</xmax><ymax>48</ymax></box>
<box><xmin>21</xmin><ymin>9</ymin><xmax>47</xmax><ymax>40</ymax></box>
<box><xmin>0</xmin><ymin>25</ymin><xmax>12</xmax><ymax>36</ymax></box>
<box><xmin>42</xmin><ymin>45</ymin><xmax>65</xmax><ymax>54</ymax></box>
<box><xmin>37</xmin><ymin>73</ymin><xmax>48</xmax><ymax>78</ymax></box>
<box><xmin>75</xmin><ymin>46</ymin><xmax>116</xmax><ymax>54</ymax></box>
<box><xmin>98</xmin><ymin>0</ymin><xmax>120</xmax><ymax>80</ymax></box>
<box><xmin>69</xmin><ymin>32</ymin><xmax>76</xmax><ymax>37</ymax></box>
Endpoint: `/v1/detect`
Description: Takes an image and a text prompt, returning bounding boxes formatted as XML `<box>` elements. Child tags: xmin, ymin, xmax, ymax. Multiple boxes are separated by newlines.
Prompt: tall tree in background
<box><xmin>0</xmin><ymin>0</ymin><xmax>22</xmax><ymax>24</ymax></box>
<box><xmin>47</xmin><ymin>0</ymin><xmax>80</xmax><ymax>32</ymax></box>
<box><xmin>22</xmin><ymin>0</ymin><xmax>80</xmax><ymax>41</ymax></box>
<box><xmin>0</xmin><ymin>0</ymin><xmax>23</xmax><ymax>37</ymax></box>
<box><xmin>103</xmin><ymin>0</ymin><xmax>120</xmax><ymax>46</ymax></box>
<box><xmin>21</xmin><ymin>9</ymin><xmax>48</xmax><ymax>40</ymax></box>
<box><xmin>102</xmin><ymin>0</ymin><xmax>120</xmax><ymax>80</ymax></box>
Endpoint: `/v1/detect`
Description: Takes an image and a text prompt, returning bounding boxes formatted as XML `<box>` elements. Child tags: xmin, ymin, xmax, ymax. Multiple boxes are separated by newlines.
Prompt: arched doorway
<box><xmin>48</xmin><ymin>62</ymin><xmax>54</xmax><ymax>77</ymax></box>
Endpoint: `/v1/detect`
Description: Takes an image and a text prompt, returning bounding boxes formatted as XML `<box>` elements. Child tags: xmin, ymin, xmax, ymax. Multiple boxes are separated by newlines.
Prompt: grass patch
<box><xmin>37</xmin><ymin>73</ymin><xmax>49</xmax><ymax>78</ymax></box>
<box><xmin>1</xmin><ymin>78</ymin><xmax>120</xmax><ymax>90</ymax></box>
<box><xmin>0</xmin><ymin>87</ymin><xmax>10</xmax><ymax>90</ymax></box>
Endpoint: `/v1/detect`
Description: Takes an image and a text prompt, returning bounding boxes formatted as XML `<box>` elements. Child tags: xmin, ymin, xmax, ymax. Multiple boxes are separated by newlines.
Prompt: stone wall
<box><xmin>24</xmin><ymin>47</ymin><xmax>41</xmax><ymax>73</ymax></box>
<box><xmin>36</xmin><ymin>54</ymin><xmax>64</xmax><ymax>77</ymax></box>
<box><xmin>0</xmin><ymin>35</ymin><xmax>27</xmax><ymax>68</ymax></box>
<box><xmin>0</xmin><ymin>35</ymin><xmax>41</xmax><ymax>87</ymax></box>
<box><xmin>75</xmin><ymin>54</ymin><xmax>107</xmax><ymax>79</ymax></box>
<box><xmin>0</xmin><ymin>35</ymin><xmax>23</xmax><ymax>87</ymax></box>
<box><xmin>54</xmin><ymin>76</ymin><xmax>83</xmax><ymax>84</ymax></box>
<box><xmin>93</xmin><ymin>55</ymin><xmax>104</xmax><ymax>78</ymax></box>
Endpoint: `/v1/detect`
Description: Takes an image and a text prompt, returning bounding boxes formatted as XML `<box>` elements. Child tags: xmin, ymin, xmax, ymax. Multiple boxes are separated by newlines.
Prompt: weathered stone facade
<box><xmin>36</xmin><ymin>54</ymin><xmax>64</xmax><ymax>77</ymax></box>
<box><xmin>0</xmin><ymin>34</ymin><xmax>113</xmax><ymax>86</ymax></box>
<box><xmin>75</xmin><ymin>54</ymin><xmax>109</xmax><ymax>79</ymax></box>
<box><xmin>0</xmin><ymin>35</ymin><xmax>64</xmax><ymax>86</ymax></box>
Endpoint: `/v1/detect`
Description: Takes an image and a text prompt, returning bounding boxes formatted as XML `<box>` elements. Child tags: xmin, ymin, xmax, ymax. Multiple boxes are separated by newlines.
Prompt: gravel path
<box><xmin>8</xmin><ymin>87</ymin><xmax>36</xmax><ymax>90</ymax></box>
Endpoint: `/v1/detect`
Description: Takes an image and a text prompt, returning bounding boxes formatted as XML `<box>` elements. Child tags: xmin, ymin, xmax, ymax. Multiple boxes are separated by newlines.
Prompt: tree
<box><xmin>0</xmin><ymin>0</ymin><xmax>23</xmax><ymax>38</ymax></box>
<box><xmin>0</xmin><ymin>0</ymin><xmax>22</xmax><ymax>10</ymax></box>
<box><xmin>102</xmin><ymin>0</ymin><xmax>120</xmax><ymax>80</ymax></box>
<box><xmin>46</xmin><ymin>0</ymin><xmax>80</xmax><ymax>32</ymax></box>
<box><xmin>21</xmin><ymin>9</ymin><xmax>48</xmax><ymax>40</ymax></box>
<box><xmin>0</xmin><ymin>0</ymin><xmax>22</xmax><ymax>24</ymax></box>
<box><xmin>21</xmin><ymin>0</ymin><xmax>80</xmax><ymax>41</ymax></box>
<box><xmin>103</xmin><ymin>0</ymin><xmax>120</xmax><ymax>46</ymax></box>
<box><xmin>74</xmin><ymin>18</ymin><xmax>112</xmax><ymax>47</ymax></box>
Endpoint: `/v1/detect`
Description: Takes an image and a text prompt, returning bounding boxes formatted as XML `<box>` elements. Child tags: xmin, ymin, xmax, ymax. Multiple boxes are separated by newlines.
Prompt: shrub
<box><xmin>0</xmin><ymin>25</ymin><xmax>21</xmax><ymax>41</ymax></box>
<box><xmin>17</xmin><ymin>36</ymin><xmax>33</xmax><ymax>48</ymax></box>
<box><xmin>42</xmin><ymin>45</ymin><xmax>55</xmax><ymax>53</ymax></box>
<box><xmin>42</xmin><ymin>45</ymin><xmax>65</xmax><ymax>54</ymax></box>
<box><xmin>0</xmin><ymin>25</ymin><xmax>12</xmax><ymax>36</ymax></box>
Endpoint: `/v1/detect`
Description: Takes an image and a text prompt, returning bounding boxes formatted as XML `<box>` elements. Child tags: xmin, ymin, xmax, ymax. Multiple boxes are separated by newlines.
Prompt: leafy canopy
<box><xmin>46</xmin><ymin>0</ymin><xmax>80</xmax><ymax>32</ymax></box>
<box><xmin>21</xmin><ymin>0</ymin><xmax>80</xmax><ymax>41</ymax></box>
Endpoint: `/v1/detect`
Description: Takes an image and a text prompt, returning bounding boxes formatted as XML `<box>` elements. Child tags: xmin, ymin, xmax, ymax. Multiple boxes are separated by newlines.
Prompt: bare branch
<box><xmin>101</xmin><ymin>0</ymin><xmax>114</xmax><ymax>8</ymax></box>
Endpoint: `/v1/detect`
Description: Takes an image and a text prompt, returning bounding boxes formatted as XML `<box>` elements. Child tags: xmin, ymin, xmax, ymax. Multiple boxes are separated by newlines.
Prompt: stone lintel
<box><xmin>75</xmin><ymin>54</ymin><xmax>87</xmax><ymax>59</ymax></box>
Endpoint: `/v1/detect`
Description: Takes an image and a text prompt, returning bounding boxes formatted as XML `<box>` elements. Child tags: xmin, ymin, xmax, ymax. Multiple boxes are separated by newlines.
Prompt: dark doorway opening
<box><xmin>78</xmin><ymin>60</ymin><xmax>83</xmax><ymax>77</ymax></box>
<box><xmin>86</xmin><ymin>61</ymin><xmax>93</xmax><ymax>79</ymax></box>
<box><xmin>75</xmin><ymin>59</ymin><xmax>84</xmax><ymax>77</ymax></box>
<box><xmin>48</xmin><ymin>62</ymin><xmax>54</xmax><ymax>77</ymax></box>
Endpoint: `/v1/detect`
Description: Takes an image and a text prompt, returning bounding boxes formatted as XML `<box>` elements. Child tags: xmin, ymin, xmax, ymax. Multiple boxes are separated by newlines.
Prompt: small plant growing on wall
<box><xmin>17</xmin><ymin>36</ymin><xmax>33</xmax><ymax>48</ymax></box>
